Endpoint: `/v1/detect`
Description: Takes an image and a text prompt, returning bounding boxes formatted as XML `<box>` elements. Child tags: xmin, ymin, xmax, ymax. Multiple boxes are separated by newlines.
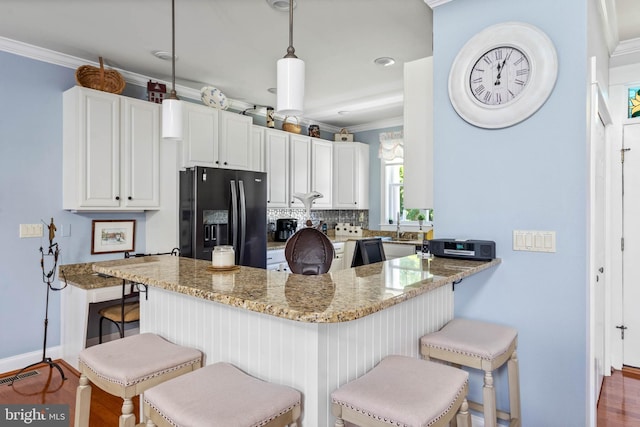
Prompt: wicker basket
<box><xmin>75</xmin><ymin>57</ymin><xmax>126</xmax><ymax>94</ymax></box>
<box><xmin>282</xmin><ymin>116</ymin><xmax>301</xmax><ymax>134</ymax></box>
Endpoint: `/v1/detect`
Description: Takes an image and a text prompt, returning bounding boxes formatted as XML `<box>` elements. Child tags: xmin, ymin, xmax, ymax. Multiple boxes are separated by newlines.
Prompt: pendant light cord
<box><xmin>170</xmin><ymin>0</ymin><xmax>179</xmax><ymax>99</ymax></box>
<box><xmin>285</xmin><ymin>0</ymin><xmax>297</xmax><ymax>58</ymax></box>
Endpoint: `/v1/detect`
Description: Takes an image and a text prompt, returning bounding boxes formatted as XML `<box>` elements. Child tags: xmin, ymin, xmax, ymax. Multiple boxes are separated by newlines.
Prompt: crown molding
<box><xmin>0</xmin><ymin>36</ymin><xmax>394</xmax><ymax>134</ymax></box>
<box><xmin>423</xmin><ymin>0</ymin><xmax>453</xmax><ymax>9</ymax></box>
<box><xmin>612</xmin><ymin>37</ymin><xmax>640</xmax><ymax>59</ymax></box>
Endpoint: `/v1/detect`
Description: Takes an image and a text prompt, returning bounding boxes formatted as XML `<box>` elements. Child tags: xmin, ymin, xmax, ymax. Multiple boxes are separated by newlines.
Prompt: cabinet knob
<box><xmin>128</xmin><ymin>196</ymin><xmax>132</xmax><ymax>200</ymax></box>
<box><xmin>115</xmin><ymin>196</ymin><xmax>120</xmax><ymax>201</ymax></box>
<box><xmin>215</xmin><ymin>160</ymin><xmax>219</xmax><ymax>164</ymax></box>
<box><xmin>224</xmin><ymin>161</ymin><xmax>228</xmax><ymax>165</ymax></box>
<box><xmin>354</xmin><ymin>201</ymin><xmax>357</xmax><ymax>204</ymax></box>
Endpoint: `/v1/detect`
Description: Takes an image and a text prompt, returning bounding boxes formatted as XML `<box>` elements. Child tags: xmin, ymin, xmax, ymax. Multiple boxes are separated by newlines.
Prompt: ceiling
<box><xmin>0</xmin><ymin>0</ymin><xmax>638</xmax><ymax>130</ymax></box>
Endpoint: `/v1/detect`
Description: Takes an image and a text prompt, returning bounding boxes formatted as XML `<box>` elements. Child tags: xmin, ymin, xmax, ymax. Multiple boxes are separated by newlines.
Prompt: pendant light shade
<box><xmin>276</xmin><ymin>0</ymin><xmax>304</xmax><ymax>115</ymax></box>
<box><xmin>162</xmin><ymin>97</ymin><xmax>182</xmax><ymax>140</ymax></box>
<box><xmin>277</xmin><ymin>57</ymin><xmax>305</xmax><ymax>115</ymax></box>
<box><xmin>162</xmin><ymin>0</ymin><xmax>182</xmax><ymax>140</ymax></box>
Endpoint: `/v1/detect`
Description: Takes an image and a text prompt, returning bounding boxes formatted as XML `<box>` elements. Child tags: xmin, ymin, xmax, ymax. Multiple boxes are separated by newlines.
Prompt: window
<box><xmin>382</xmin><ymin>159</ymin><xmax>430</xmax><ymax>225</ymax></box>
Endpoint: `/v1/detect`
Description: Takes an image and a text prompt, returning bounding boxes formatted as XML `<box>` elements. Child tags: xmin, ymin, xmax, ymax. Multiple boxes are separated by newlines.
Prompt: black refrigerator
<box><xmin>179</xmin><ymin>167</ymin><xmax>267</xmax><ymax>268</ymax></box>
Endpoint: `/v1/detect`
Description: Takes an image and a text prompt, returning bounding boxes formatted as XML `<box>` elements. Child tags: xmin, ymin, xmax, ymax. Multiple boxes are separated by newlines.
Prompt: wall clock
<box><xmin>448</xmin><ymin>21</ymin><xmax>558</xmax><ymax>129</ymax></box>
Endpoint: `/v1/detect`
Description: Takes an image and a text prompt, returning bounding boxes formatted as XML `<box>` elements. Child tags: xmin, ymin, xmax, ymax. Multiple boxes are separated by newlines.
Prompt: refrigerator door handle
<box><xmin>230</xmin><ymin>180</ymin><xmax>238</xmax><ymax>251</ymax></box>
<box><xmin>238</xmin><ymin>180</ymin><xmax>247</xmax><ymax>264</ymax></box>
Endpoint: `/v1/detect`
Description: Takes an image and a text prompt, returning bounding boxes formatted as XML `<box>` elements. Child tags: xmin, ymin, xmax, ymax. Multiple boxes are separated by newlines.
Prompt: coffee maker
<box><xmin>275</xmin><ymin>218</ymin><xmax>297</xmax><ymax>241</ymax></box>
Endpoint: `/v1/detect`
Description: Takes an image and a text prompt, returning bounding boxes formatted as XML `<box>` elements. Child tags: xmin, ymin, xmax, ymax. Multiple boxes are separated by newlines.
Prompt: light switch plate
<box><xmin>513</xmin><ymin>230</ymin><xmax>556</xmax><ymax>252</ymax></box>
<box><xmin>19</xmin><ymin>223</ymin><xmax>44</xmax><ymax>238</ymax></box>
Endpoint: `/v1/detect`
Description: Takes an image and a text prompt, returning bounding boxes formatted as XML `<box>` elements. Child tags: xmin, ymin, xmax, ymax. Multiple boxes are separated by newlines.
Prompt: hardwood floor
<box><xmin>1</xmin><ymin>360</ymin><xmax>640</xmax><ymax>426</ymax></box>
<box><xmin>0</xmin><ymin>360</ymin><xmax>138</xmax><ymax>426</ymax></box>
<box><xmin>597</xmin><ymin>368</ymin><xmax>640</xmax><ymax>427</ymax></box>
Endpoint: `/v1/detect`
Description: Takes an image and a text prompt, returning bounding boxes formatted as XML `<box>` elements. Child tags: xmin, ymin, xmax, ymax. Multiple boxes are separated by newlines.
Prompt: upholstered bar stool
<box><xmin>142</xmin><ymin>362</ymin><xmax>301</xmax><ymax>427</ymax></box>
<box><xmin>74</xmin><ymin>333</ymin><xmax>202</xmax><ymax>427</ymax></box>
<box><xmin>420</xmin><ymin>318</ymin><xmax>520</xmax><ymax>427</ymax></box>
<box><xmin>331</xmin><ymin>355</ymin><xmax>471</xmax><ymax>427</ymax></box>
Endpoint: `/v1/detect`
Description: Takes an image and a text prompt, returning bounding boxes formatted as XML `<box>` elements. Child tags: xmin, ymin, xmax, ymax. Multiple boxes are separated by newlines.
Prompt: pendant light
<box><xmin>276</xmin><ymin>0</ymin><xmax>305</xmax><ymax>115</ymax></box>
<box><xmin>162</xmin><ymin>0</ymin><xmax>182</xmax><ymax>140</ymax></box>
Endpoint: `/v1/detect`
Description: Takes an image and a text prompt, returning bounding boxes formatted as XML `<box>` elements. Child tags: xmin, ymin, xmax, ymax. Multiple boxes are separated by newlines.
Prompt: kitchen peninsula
<box><xmin>92</xmin><ymin>254</ymin><xmax>499</xmax><ymax>426</ymax></box>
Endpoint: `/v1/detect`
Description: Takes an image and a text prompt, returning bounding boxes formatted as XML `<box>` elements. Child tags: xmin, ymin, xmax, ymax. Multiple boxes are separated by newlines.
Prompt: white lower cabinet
<box><xmin>266</xmin><ymin>248</ymin><xmax>290</xmax><ymax>272</ymax></box>
<box><xmin>382</xmin><ymin>243</ymin><xmax>416</xmax><ymax>260</ymax></box>
<box><xmin>63</xmin><ymin>86</ymin><xmax>160</xmax><ymax>210</ymax></box>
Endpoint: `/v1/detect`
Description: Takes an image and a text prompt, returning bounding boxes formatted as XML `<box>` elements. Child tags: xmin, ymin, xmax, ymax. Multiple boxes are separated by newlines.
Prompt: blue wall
<box><xmin>433</xmin><ymin>0</ymin><xmax>588</xmax><ymax>425</ymax></box>
<box><xmin>0</xmin><ymin>51</ymin><xmax>148</xmax><ymax>359</ymax></box>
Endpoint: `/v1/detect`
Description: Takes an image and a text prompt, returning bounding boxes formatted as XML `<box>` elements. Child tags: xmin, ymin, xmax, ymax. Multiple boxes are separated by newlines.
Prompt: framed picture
<box><xmin>629</xmin><ymin>87</ymin><xmax>640</xmax><ymax>118</ymax></box>
<box><xmin>91</xmin><ymin>220</ymin><xmax>136</xmax><ymax>254</ymax></box>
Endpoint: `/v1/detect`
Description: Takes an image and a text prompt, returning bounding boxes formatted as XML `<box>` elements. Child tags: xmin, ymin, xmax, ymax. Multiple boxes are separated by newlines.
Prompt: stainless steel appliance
<box><xmin>275</xmin><ymin>218</ymin><xmax>297</xmax><ymax>241</ymax></box>
<box><xmin>180</xmin><ymin>167</ymin><xmax>267</xmax><ymax>268</ymax></box>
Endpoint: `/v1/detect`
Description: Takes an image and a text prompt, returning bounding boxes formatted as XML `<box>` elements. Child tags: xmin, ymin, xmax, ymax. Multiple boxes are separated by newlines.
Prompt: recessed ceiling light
<box><xmin>374</xmin><ymin>57</ymin><xmax>395</xmax><ymax>67</ymax></box>
<box><xmin>267</xmin><ymin>87</ymin><xmax>277</xmax><ymax>94</ymax></box>
<box><xmin>266</xmin><ymin>0</ymin><xmax>296</xmax><ymax>12</ymax></box>
<box><xmin>152</xmin><ymin>50</ymin><xmax>177</xmax><ymax>61</ymax></box>
<box><xmin>338</xmin><ymin>110</ymin><xmax>350</xmax><ymax>115</ymax></box>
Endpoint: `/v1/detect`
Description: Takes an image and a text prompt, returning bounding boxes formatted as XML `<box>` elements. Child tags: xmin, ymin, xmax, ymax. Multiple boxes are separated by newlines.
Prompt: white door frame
<box><xmin>587</xmin><ymin>62</ymin><xmax>612</xmax><ymax>425</ymax></box>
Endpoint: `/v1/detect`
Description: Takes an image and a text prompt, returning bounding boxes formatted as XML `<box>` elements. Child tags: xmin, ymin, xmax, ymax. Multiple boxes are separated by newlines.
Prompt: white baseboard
<box><xmin>0</xmin><ymin>346</ymin><xmax>61</xmax><ymax>374</ymax></box>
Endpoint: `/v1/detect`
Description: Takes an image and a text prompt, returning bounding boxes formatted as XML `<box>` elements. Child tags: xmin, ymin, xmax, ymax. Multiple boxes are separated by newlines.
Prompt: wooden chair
<box><xmin>421</xmin><ymin>318</ymin><xmax>521</xmax><ymax>427</ymax></box>
<box><xmin>331</xmin><ymin>355</ymin><xmax>471</xmax><ymax>427</ymax></box>
<box><xmin>143</xmin><ymin>362</ymin><xmax>301</xmax><ymax>427</ymax></box>
<box><xmin>97</xmin><ymin>248</ymin><xmax>179</xmax><ymax>343</ymax></box>
<box><xmin>74</xmin><ymin>333</ymin><xmax>202</xmax><ymax>427</ymax></box>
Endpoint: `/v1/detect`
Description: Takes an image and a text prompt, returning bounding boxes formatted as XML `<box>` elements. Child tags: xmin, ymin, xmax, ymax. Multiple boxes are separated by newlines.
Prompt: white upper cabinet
<box><xmin>403</xmin><ymin>57</ymin><xmax>433</xmax><ymax>209</ymax></box>
<box><xmin>181</xmin><ymin>102</ymin><xmax>218</xmax><ymax>168</ymax></box>
<box><xmin>181</xmin><ymin>105</ymin><xmax>255</xmax><ymax>171</ymax></box>
<box><xmin>310</xmin><ymin>138</ymin><xmax>333</xmax><ymax>209</ymax></box>
<box><xmin>63</xmin><ymin>86</ymin><xmax>160</xmax><ymax>210</ymax></box>
<box><xmin>250</xmin><ymin>126</ymin><xmax>265</xmax><ymax>172</ymax></box>
<box><xmin>289</xmin><ymin>134</ymin><xmax>311</xmax><ymax>208</ymax></box>
<box><xmin>265</xmin><ymin>128</ymin><xmax>290</xmax><ymax>208</ymax></box>
<box><xmin>219</xmin><ymin>110</ymin><xmax>252</xmax><ymax>170</ymax></box>
<box><xmin>333</xmin><ymin>142</ymin><xmax>369</xmax><ymax>209</ymax></box>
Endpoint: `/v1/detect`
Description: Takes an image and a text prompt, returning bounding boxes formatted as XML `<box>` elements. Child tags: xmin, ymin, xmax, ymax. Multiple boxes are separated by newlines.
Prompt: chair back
<box><xmin>285</xmin><ymin>228</ymin><xmax>335</xmax><ymax>275</ymax></box>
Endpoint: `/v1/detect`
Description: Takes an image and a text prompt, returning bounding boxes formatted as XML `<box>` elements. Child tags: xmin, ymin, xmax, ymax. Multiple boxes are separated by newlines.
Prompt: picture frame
<box><xmin>91</xmin><ymin>220</ymin><xmax>136</xmax><ymax>254</ymax></box>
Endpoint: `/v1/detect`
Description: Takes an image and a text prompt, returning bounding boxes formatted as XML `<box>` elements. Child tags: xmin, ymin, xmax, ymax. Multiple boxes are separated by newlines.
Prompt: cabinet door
<box><xmin>182</xmin><ymin>103</ymin><xmax>218</xmax><ymax>168</ymax></box>
<box><xmin>355</xmin><ymin>142</ymin><xmax>370</xmax><ymax>209</ymax></box>
<box><xmin>289</xmin><ymin>134</ymin><xmax>311</xmax><ymax>208</ymax></box>
<box><xmin>403</xmin><ymin>57</ymin><xmax>433</xmax><ymax>209</ymax></box>
<box><xmin>66</xmin><ymin>87</ymin><xmax>121</xmax><ymax>208</ymax></box>
<box><xmin>265</xmin><ymin>129</ymin><xmax>289</xmax><ymax>208</ymax></box>
<box><xmin>250</xmin><ymin>126</ymin><xmax>265</xmax><ymax>172</ymax></box>
<box><xmin>311</xmin><ymin>138</ymin><xmax>333</xmax><ymax>209</ymax></box>
<box><xmin>121</xmin><ymin>98</ymin><xmax>160</xmax><ymax>208</ymax></box>
<box><xmin>219</xmin><ymin>111</ymin><xmax>252</xmax><ymax>170</ymax></box>
<box><xmin>333</xmin><ymin>144</ymin><xmax>357</xmax><ymax>208</ymax></box>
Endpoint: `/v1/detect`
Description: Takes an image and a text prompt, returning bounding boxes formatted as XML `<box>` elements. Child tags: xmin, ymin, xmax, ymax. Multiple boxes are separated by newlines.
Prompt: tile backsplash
<box><xmin>267</xmin><ymin>209</ymin><xmax>369</xmax><ymax>231</ymax></box>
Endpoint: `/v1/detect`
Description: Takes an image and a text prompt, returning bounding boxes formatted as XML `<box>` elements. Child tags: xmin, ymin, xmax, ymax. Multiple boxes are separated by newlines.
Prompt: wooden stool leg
<box><xmin>483</xmin><ymin>370</ymin><xmax>497</xmax><ymax>427</ymax></box>
<box><xmin>508</xmin><ymin>350</ymin><xmax>522</xmax><ymax>424</ymax></box>
<box><xmin>145</xmin><ymin>420</ymin><xmax>156</xmax><ymax>427</ymax></box>
<box><xmin>74</xmin><ymin>374</ymin><xmax>91</xmax><ymax>427</ymax></box>
<box><xmin>334</xmin><ymin>419</ymin><xmax>345</xmax><ymax>427</ymax></box>
<box><xmin>119</xmin><ymin>398</ymin><xmax>136</xmax><ymax>427</ymax></box>
<box><xmin>456</xmin><ymin>398</ymin><xmax>471</xmax><ymax>427</ymax></box>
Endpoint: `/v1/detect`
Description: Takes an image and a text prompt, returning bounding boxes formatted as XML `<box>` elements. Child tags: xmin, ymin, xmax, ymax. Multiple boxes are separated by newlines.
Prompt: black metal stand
<box><xmin>9</xmin><ymin>220</ymin><xmax>67</xmax><ymax>387</ymax></box>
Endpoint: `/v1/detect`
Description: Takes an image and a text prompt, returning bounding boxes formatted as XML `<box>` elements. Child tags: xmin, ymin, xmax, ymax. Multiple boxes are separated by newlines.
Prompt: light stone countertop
<box><xmin>91</xmin><ymin>254</ymin><xmax>500</xmax><ymax>323</ymax></box>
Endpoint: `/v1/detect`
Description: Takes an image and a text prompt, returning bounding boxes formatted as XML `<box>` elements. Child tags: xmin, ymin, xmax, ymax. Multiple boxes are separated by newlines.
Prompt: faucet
<box><xmin>396</xmin><ymin>212</ymin><xmax>401</xmax><ymax>239</ymax></box>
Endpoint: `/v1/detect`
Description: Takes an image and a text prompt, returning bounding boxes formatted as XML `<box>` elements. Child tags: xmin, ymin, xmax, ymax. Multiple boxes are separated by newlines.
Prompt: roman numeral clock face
<box><xmin>447</xmin><ymin>22</ymin><xmax>558</xmax><ymax>129</ymax></box>
<box><xmin>469</xmin><ymin>47</ymin><xmax>530</xmax><ymax>106</ymax></box>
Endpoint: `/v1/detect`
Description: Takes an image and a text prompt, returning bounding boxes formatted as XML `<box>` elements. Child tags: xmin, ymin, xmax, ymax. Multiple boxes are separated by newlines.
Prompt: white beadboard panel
<box><xmin>141</xmin><ymin>283</ymin><xmax>453</xmax><ymax>427</ymax></box>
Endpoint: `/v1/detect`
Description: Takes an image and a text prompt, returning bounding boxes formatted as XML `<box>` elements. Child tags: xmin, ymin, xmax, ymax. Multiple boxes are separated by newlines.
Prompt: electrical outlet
<box><xmin>19</xmin><ymin>223</ymin><xmax>44</xmax><ymax>238</ymax></box>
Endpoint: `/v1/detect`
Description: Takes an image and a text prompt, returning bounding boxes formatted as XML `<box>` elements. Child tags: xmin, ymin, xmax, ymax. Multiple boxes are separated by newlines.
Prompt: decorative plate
<box><xmin>201</xmin><ymin>86</ymin><xmax>229</xmax><ymax>110</ymax></box>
